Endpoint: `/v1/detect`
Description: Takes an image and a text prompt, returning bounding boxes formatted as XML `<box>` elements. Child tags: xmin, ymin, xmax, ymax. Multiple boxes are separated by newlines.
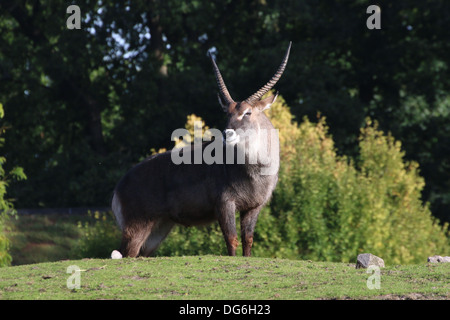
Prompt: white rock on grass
<box><xmin>427</xmin><ymin>255</ymin><xmax>450</xmax><ymax>263</ymax></box>
<box><xmin>111</xmin><ymin>250</ymin><xmax>123</xmax><ymax>259</ymax></box>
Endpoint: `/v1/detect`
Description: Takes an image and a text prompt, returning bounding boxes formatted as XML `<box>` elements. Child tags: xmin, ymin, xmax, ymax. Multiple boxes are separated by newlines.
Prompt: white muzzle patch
<box><xmin>223</xmin><ymin>129</ymin><xmax>240</xmax><ymax>145</ymax></box>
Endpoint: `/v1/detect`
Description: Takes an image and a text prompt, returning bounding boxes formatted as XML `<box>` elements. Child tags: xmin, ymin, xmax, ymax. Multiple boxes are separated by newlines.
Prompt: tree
<box><xmin>0</xmin><ymin>0</ymin><xmax>448</xmax><ymax>226</ymax></box>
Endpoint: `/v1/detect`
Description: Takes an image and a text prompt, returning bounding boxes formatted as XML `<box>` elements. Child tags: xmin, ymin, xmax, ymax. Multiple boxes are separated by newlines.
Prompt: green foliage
<box><xmin>73</xmin><ymin>211</ymin><xmax>121</xmax><ymax>259</ymax></box>
<box><xmin>268</xmin><ymin>116</ymin><xmax>449</xmax><ymax>264</ymax></box>
<box><xmin>0</xmin><ymin>103</ymin><xmax>26</xmax><ymax>267</ymax></box>
<box><xmin>0</xmin><ymin>233</ymin><xmax>10</xmax><ymax>267</ymax></box>
<box><xmin>157</xmin><ymin>225</ymin><xmax>226</xmax><ymax>257</ymax></box>
<box><xmin>356</xmin><ymin>119</ymin><xmax>449</xmax><ymax>264</ymax></box>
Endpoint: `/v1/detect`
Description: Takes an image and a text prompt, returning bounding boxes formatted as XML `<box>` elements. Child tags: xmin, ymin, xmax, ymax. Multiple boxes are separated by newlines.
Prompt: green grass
<box><xmin>3</xmin><ymin>214</ymin><xmax>449</xmax><ymax>300</ymax></box>
<box><xmin>0</xmin><ymin>255</ymin><xmax>448</xmax><ymax>300</ymax></box>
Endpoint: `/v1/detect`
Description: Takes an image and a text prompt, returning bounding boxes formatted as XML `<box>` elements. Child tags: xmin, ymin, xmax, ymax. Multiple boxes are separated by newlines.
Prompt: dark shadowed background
<box><xmin>0</xmin><ymin>0</ymin><xmax>448</xmax><ymax>224</ymax></box>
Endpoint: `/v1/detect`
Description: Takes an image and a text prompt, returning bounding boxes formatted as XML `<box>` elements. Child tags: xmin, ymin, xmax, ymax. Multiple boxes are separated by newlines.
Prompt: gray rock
<box><xmin>356</xmin><ymin>253</ymin><xmax>385</xmax><ymax>269</ymax></box>
<box><xmin>427</xmin><ymin>255</ymin><xmax>450</xmax><ymax>263</ymax></box>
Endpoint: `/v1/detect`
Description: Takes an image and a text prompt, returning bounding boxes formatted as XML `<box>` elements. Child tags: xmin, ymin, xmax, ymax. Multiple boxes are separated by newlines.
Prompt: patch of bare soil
<box><xmin>375</xmin><ymin>293</ymin><xmax>449</xmax><ymax>300</ymax></box>
<box><xmin>318</xmin><ymin>292</ymin><xmax>449</xmax><ymax>300</ymax></box>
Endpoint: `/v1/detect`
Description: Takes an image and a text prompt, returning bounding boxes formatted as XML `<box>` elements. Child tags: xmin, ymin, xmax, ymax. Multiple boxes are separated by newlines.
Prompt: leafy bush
<box><xmin>73</xmin><ymin>211</ymin><xmax>121</xmax><ymax>259</ymax></box>
<box><xmin>267</xmin><ymin>116</ymin><xmax>449</xmax><ymax>264</ymax></box>
<box><xmin>0</xmin><ymin>104</ymin><xmax>26</xmax><ymax>267</ymax></box>
<box><xmin>157</xmin><ymin>225</ymin><xmax>226</xmax><ymax>257</ymax></box>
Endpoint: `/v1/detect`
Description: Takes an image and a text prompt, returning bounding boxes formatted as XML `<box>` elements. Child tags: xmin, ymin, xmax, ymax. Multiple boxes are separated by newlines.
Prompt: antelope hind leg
<box><xmin>117</xmin><ymin>221</ymin><xmax>154</xmax><ymax>258</ymax></box>
<box><xmin>141</xmin><ymin>219</ymin><xmax>175</xmax><ymax>257</ymax></box>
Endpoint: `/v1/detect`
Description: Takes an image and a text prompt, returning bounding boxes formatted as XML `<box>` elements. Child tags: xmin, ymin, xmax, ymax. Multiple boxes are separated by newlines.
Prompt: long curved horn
<box><xmin>245</xmin><ymin>41</ymin><xmax>292</xmax><ymax>105</ymax></box>
<box><xmin>210</xmin><ymin>53</ymin><xmax>235</xmax><ymax>105</ymax></box>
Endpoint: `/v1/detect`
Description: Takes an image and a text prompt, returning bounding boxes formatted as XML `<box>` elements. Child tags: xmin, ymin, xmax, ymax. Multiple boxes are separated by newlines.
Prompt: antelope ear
<box><xmin>217</xmin><ymin>93</ymin><xmax>229</xmax><ymax>112</ymax></box>
<box><xmin>257</xmin><ymin>92</ymin><xmax>278</xmax><ymax>111</ymax></box>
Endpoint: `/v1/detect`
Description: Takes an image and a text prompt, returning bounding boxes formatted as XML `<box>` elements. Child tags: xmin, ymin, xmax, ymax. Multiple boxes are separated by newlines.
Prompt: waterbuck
<box><xmin>111</xmin><ymin>42</ymin><xmax>291</xmax><ymax>258</ymax></box>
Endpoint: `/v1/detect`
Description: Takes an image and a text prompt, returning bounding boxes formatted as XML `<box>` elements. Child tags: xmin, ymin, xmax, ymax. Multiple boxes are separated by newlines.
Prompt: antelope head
<box><xmin>211</xmin><ymin>42</ymin><xmax>291</xmax><ymax>142</ymax></box>
<box><xmin>210</xmin><ymin>42</ymin><xmax>291</xmax><ymax>171</ymax></box>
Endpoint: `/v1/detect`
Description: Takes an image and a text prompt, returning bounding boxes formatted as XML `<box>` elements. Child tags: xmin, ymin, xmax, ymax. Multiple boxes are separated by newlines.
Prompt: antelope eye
<box><xmin>237</xmin><ymin>107</ymin><xmax>252</xmax><ymax>120</ymax></box>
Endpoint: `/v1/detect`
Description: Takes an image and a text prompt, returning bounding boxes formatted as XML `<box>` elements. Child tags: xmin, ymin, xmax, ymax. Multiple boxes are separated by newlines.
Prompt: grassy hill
<box><xmin>0</xmin><ymin>255</ymin><xmax>448</xmax><ymax>300</ymax></box>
